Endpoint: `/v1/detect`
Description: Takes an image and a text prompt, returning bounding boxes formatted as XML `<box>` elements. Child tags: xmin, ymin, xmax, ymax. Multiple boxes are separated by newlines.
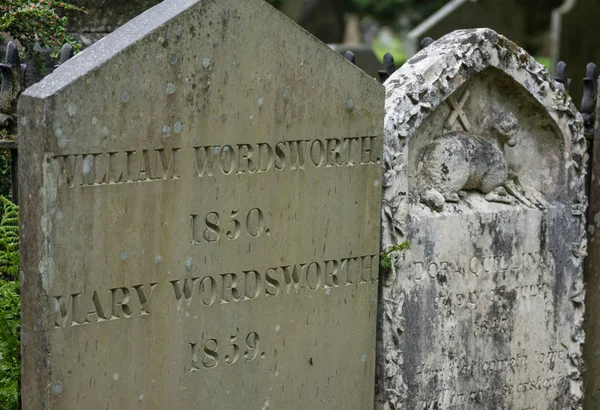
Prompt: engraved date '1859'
<box><xmin>189</xmin><ymin>330</ymin><xmax>263</xmax><ymax>371</ymax></box>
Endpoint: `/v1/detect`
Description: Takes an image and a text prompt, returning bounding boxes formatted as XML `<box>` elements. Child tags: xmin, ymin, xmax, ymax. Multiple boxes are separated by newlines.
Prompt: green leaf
<box><xmin>379</xmin><ymin>241</ymin><xmax>410</xmax><ymax>269</ymax></box>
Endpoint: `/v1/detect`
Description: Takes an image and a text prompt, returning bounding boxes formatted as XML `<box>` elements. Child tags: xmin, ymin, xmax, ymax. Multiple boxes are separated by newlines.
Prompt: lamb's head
<box><xmin>488</xmin><ymin>112</ymin><xmax>519</xmax><ymax>148</ymax></box>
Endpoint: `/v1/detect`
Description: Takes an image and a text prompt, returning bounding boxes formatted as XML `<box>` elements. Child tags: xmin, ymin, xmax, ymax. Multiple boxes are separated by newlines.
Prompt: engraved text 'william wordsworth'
<box><xmin>53</xmin><ymin>137</ymin><xmax>380</xmax><ymax>187</ymax></box>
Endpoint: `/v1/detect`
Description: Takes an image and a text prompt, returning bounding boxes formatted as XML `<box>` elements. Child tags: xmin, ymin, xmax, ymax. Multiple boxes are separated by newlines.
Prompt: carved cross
<box><xmin>444</xmin><ymin>89</ymin><xmax>472</xmax><ymax>132</ymax></box>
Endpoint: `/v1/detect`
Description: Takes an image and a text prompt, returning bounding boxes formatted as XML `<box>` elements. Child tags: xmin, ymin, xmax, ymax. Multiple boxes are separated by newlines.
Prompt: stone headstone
<box><xmin>18</xmin><ymin>0</ymin><xmax>384</xmax><ymax>408</ymax></box>
<box><xmin>378</xmin><ymin>29</ymin><xmax>587</xmax><ymax>409</ymax></box>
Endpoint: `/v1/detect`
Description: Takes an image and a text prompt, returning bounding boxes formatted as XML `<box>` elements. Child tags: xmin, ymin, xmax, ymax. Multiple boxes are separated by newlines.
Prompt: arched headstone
<box><xmin>378</xmin><ymin>28</ymin><xmax>586</xmax><ymax>409</ymax></box>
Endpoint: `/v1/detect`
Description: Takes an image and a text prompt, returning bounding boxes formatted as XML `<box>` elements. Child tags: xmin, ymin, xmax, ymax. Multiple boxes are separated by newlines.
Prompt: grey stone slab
<box><xmin>18</xmin><ymin>0</ymin><xmax>384</xmax><ymax>408</ymax></box>
<box><xmin>378</xmin><ymin>28</ymin><xmax>587</xmax><ymax>409</ymax></box>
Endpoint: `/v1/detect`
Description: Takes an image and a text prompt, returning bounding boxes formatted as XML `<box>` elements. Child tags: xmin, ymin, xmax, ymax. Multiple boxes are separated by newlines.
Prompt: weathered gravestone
<box><xmin>18</xmin><ymin>0</ymin><xmax>384</xmax><ymax>408</ymax></box>
<box><xmin>378</xmin><ymin>28</ymin><xmax>587</xmax><ymax>409</ymax></box>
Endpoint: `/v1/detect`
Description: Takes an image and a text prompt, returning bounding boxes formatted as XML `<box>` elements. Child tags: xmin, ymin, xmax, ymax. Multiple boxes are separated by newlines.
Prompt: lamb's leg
<box><xmin>421</xmin><ymin>188</ymin><xmax>445</xmax><ymax>211</ymax></box>
<box><xmin>484</xmin><ymin>186</ymin><xmax>513</xmax><ymax>204</ymax></box>
<box><xmin>444</xmin><ymin>192</ymin><xmax>460</xmax><ymax>202</ymax></box>
<box><xmin>503</xmin><ymin>178</ymin><xmax>535</xmax><ymax>208</ymax></box>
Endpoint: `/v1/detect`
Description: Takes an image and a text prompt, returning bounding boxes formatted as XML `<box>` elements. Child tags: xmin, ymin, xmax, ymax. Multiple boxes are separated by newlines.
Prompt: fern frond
<box><xmin>0</xmin><ymin>280</ymin><xmax>20</xmax><ymax>410</ymax></box>
<box><xmin>0</xmin><ymin>197</ymin><xmax>19</xmax><ymax>281</ymax></box>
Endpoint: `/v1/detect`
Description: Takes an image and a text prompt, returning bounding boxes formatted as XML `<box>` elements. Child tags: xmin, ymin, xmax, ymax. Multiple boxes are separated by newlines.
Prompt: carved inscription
<box><xmin>53</xmin><ymin>136</ymin><xmax>380</xmax><ymax>187</ymax></box>
<box><xmin>434</xmin><ymin>282</ymin><xmax>549</xmax><ymax>315</ymax></box>
<box><xmin>170</xmin><ymin>254</ymin><xmax>378</xmax><ymax>307</ymax></box>
<box><xmin>189</xmin><ymin>331</ymin><xmax>262</xmax><ymax>371</ymax></box>
<box><xmin>401</xmin><ymin>245</ymin><xmax>569</xmax><ymax>408</ymax></box>
<box><xmin>193</xmin><ymin>137</ymin><xmax>379</xmax><ymax>175</ymax></box>
<box><xmin>419</xmin><ymin>372</ymin><xmax>568</xmax><ymax>409</ymax></box>
<box><xmin>54</xmin><ymin>149</ymin><xmax>181</xmax><ymax>187</ymax></box>
<box><xmin>51</xmin><ymin>283</ymin><xmax>158</xmax><ymax>328</ymax></box>
<box><xmin>407</xmin><ymin>250</ymin><xmax>555</xmax><ymax>282</ymax></box>
<box><xmin>415</xmin><ymin>347</ymin><xmax>570</xmax><ymax>408</ymax></box>
<box><xmin>190</xmin><ymin>208</ymin><xmax>268</xmax><ymax>244</ymax></box>
<box><xmin>50</xmin><ymin>254</ymin><xmax>377</xmax><ymax>328</ymax></box>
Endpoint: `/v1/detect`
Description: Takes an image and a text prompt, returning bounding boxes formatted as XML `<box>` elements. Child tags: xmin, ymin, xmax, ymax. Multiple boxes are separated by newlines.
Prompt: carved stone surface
<box><xmin>377</xmin><ymin>28</ymin><xmax>587</xmax><ymax>409</ymax></box>
<box><xmin>18</xmin><ymin>0</ymin><xmax>384</xmax><ymax>408</ymax></box>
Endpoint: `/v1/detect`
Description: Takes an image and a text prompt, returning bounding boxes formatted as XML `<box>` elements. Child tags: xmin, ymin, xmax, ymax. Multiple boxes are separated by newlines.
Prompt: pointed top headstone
<box><xmin>18</xmin><ymin>0</ymin><xmax>384</xmax><ymax>408</ymax></box>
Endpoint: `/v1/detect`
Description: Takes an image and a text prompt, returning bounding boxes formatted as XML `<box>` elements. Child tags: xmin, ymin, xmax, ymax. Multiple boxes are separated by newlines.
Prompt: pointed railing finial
<box><xmin>420</xmin><ymin>37</ymin><xmax>434</xmax><ymax>50</ymax></box>
<box><xmin>60</xmin><ymin>43</ymin><xmax>75</xmax><ymax>64</ymax></box>
<box><xmin>581</xmin><ymin>62</ymin><xmax>597</xmax><ymax>138</ymax></box>
<box><xmin>378</xmin><ymin>53</ymin><xmax>396</xmax><ymax>84</ymax></box>
<box><xmin>344</xmin><ymin>50</ymin><xmax>356</xmax><ymax>65</ymax></box>
<box><xmin>554</xmin><ymin>61</ymin><xmax>571</xmax><ymax>92</ymax></box>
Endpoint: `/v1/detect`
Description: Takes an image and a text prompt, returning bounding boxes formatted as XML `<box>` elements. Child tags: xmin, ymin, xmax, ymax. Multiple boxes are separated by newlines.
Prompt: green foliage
<box><xmin>0</xmin><ymin>280</ymin><xmax>20</xmax><ymax>410</ymax></box>
<box><xmin>0</xmin><ymin>196</ymin><xmax>19</xmax><ymax>410</ymax></box>
<box><xmin>0</xmin><ymin>197</ymin><xmax>19</xmax><ymax>280</ymax></box>
<box><xmin>373</xmin><ymin>34</ymin><xmax>406</xmax><ymax>64</ymax></box>
<box><xmin>0</xmin><ymin>150</ymin><xmax>12</xmax><ymax>199</ymax></box>
<box><xmin>380</xmin><ymin>241</ymin><xmax>410</xmax><ymax>271</ymax></box>
<box><xmin>0</xmin><ymin>0</ymin><xmax>84</xmax><ymax>68</ymax></box>
<box><xmin>535</xmin><ymin>55</ymin><xmax>552</xmax><ymax>71</ymax></box>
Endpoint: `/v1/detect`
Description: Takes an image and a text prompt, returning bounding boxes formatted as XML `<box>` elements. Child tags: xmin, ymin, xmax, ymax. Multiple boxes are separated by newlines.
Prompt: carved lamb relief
<box><xmin>419</xmin><ymin>112</ymin><xmax>519</xmax><ymax>210</ymax></box>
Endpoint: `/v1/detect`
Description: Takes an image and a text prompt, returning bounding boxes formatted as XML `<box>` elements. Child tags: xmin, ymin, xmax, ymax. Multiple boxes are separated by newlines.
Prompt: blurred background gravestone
<box><xmin>63</xmin><ymin>0</ymin><xmax>163</xmax><ymax>46</ymax></box>
<box><xmin>557</xmin><ymin>0</ymin><xmax>600</xmax><ymax>109</ymax></box>
<box><xmin>278</xmin><ymin>0</ymin><xmax>346</xmax><ymax>44</ymax></box>
<box><xmin>406</xmin><ymin>0</ymin><xmax>527</xmax><ymax>57</ymax></box>
<box><xmin>406</xmin><ymin>0</ymin><xmax>567</xmax><ymax>59</ymax></box>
